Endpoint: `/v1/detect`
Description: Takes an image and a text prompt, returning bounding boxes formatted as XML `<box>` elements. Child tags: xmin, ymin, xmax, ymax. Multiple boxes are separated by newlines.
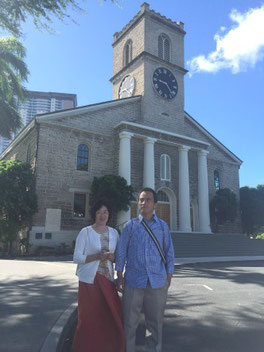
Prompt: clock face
<box><xmin>152</xmin><ymin>67</ymin><xmax>178</xmax><ymax>100</ymax></box>
<box><xmin>118</xmin><ymin>75</ymin><xmax>135</xmax><ymax>99</ymax></box>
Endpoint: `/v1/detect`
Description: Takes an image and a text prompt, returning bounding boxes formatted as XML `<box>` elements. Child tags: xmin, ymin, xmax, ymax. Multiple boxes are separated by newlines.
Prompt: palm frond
<box><xmin>0</xmin><ymin>97</ymin><xmax>22</xmax><ymax>138</ymax></box>
<box><xmin>0</xmin><ymin>36</ymin><xmax>27</xmax><ymax>137</ymax></box>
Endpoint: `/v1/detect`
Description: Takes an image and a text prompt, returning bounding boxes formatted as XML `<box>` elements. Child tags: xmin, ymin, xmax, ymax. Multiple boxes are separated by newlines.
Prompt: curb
<box><xmin>39</xmin><ymin>302</ymin><xmax>77</xmax><ymax>352</ymax></box>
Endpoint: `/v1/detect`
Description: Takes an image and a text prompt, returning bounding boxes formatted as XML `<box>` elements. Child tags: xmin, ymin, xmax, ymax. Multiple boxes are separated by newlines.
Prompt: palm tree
<box><xmin>0</xmin><ymin>37</ymin><xmax>29</xmax><ymax>139</ymax></box>
<box><xmin>0</xmin><ymin>0</ymin><xmax>119</xmax><ymax>38</ymax></box>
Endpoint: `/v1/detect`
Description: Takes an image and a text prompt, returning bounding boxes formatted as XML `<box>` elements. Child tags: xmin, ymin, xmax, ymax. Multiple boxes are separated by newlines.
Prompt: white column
<box><xmin>198</xmin><ymin>150</ymin><xmax>212</xmax><ymax>233</ymax></box>
<box><xmin>143</xmin><ymin>137</ymin><xmax>157</xmax><ymax>189</ymax></box>
<box><xmin>178</xmin><ymin>145</ymin><xmax>192</xmax><ymax>232</ymax></box>
<box><xmin>118</xmin><ymin>131</ymin><xmax>133</xmax><ymax>227</ymax></box>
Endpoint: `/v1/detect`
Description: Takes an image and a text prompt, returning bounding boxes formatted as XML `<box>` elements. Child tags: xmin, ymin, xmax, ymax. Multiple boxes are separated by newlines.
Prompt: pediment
<box><xmin>184</xmin><ymin>111</ymin><xmax>242</xmax><ymax>165</ymax></box>
<box><xmin>35</xmin><ymin>96</ymin><xmax>141</xmax><ymax>124</ymax></box>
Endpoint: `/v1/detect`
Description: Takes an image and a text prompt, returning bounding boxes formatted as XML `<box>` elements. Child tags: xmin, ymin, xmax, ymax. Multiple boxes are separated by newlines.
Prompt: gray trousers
<box><xmin>122</xmin><ymin>282</ymin><xmax>168</xmax><ymax>352</ymax></box>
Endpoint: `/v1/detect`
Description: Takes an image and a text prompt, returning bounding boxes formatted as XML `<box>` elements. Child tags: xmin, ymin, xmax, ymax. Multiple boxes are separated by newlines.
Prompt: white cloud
<box><xmin>187</xmin><ymin>5</ymin><xmax>264</xmax><ymax>75</ymax></box>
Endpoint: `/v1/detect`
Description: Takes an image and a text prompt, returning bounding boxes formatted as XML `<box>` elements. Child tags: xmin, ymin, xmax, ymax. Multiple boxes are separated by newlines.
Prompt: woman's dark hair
<box><xmin>90</xmin><ymin>199</ymin><xmax>112</xmax><ymax>223</ymax></box>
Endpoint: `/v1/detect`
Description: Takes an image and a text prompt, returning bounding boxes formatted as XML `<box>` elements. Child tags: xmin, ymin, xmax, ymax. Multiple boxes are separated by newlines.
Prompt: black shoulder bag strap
<box><xmin>141</xmin><ymin>219</ymin><xmax>167</xmax><ymax>266</ymax></box>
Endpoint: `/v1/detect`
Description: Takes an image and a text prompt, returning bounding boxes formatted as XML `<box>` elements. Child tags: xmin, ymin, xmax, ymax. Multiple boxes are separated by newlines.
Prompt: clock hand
<box><xmin>121</xmin><ymin>88</ymin><xmax>132</xmax><ymax>96</ymax></box>
<box><xmin>166</xmin><ymin>84</ymin><xmax>172</xmax><ymax>94</ymax></box>
<box><xmin>158</xmin><ymin>79</ymin><xmax>172</xmax><ymax>94</ymax></box>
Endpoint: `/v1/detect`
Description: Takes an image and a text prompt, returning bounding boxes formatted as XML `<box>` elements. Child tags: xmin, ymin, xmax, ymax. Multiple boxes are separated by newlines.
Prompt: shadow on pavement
<box><xmin>175</xmin><ymin>261</ymin><xmax>264</xmax><ymax>288</ymax></box>
<box><xmin>163</xmin><ymin>302</ymin><xmax>264</xmax><ymax>352</ymax></box>
<box><xmin>0</xmin><ymin>277</ymin><xmax>77</xmax><ymax>352</ymax></box>
<box><xmin>162</xmin><ymin>262</ymin><xmax>264</xmax><ymax>352</ymax></box>
<box><xmin>0</xmin><ymin>254</ymin><xmax>73</xmax><ymax>262</ymax></box>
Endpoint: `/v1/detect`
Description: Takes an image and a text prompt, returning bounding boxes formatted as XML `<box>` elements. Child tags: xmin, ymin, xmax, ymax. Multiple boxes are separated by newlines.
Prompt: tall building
<box><xmin>0</xmin><ymin>91</ymin><xmax>77</xmax><ymax>153</ymax></box>
<box><xmin>1</xmin><ymin>3</ymin><xmax>242</xmax><ymax>249</ymax></box>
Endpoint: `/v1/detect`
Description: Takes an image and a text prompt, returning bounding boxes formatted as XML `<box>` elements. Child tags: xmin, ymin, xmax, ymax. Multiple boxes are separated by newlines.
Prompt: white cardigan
<box><xmin>73</xmin><ymin>225</ymin><xmax>119</xmax><ymax>284</ymax></box>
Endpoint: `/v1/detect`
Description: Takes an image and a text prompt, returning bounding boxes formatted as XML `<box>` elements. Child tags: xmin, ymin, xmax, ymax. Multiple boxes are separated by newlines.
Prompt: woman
<box><xmin>73</xmin><ymin>199</ymin><xmax>125</xmax><ymax>352</ymax></box>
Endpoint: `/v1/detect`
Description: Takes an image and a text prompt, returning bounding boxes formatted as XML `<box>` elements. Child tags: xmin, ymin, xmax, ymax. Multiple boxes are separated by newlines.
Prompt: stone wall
<box><xmin>113</xmin><ymin>16</ymin><xmax>145</xmax><ymax>76</ymax></box>
<box><xmin>2</xmin><ymin>126</ymin><xmax>38</xmax><ymax>168</ymax></box>
<box><xmin>34</xmin><ymin>123</ymin><xmax>117</xmax><ymax>231</ymax></box>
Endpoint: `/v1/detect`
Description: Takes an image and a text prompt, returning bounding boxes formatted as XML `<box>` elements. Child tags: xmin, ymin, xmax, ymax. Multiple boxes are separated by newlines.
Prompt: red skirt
<box><xmin>73</xmin><ymin>273</ymin><xmax>125</xmax><ymax>352</ymax></box>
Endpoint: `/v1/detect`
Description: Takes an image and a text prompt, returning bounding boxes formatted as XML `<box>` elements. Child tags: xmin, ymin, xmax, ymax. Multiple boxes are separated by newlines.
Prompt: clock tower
<box><xmin>110</xmin><ymin>2</ymin><xmax>188</xmax><ymax>134</ymax></box>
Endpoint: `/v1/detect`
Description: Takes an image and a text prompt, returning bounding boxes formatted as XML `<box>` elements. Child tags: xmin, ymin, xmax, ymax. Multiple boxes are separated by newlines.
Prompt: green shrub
<box><xmin>256</xmin><ymin>233</ymin><xmax>264</xmax><ymax>240</ymax></box>
<box><xmin>90</xmin><ymin>174</ymin><xmax>135</xmax><ymax>213</ymax></box>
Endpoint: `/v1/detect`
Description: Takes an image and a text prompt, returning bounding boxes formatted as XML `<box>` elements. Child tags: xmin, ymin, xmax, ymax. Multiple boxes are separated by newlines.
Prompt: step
<box><xmin>171</xmin><ymin>232</ymin><xmax>264</xmax><ymax>258</ymax></box>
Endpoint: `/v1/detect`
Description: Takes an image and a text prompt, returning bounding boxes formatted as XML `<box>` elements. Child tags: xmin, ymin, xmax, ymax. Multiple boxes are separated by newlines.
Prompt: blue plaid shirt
<box><xmin>115</xmin><ymin>214</ymin><xmax>175</xmax><ymax>289</ymax></box>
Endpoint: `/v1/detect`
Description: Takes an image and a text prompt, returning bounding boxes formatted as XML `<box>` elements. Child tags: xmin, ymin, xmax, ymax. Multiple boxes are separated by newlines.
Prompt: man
<box><xmin>115</xmin><ymin>187</ymin><xmax>175</xmax><ymax>352</ymax></box>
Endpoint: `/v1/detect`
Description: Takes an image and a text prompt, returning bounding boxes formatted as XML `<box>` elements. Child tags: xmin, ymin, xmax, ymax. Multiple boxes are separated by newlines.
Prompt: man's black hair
<box><xmin>138</xmin><ymin>187</ymin><xmax>158</xmax><ymax>203</ymax></box>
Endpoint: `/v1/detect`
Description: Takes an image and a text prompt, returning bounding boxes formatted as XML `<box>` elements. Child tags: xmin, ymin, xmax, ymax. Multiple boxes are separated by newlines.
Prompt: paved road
<box><xmin>0</xmin><ymin>256</ymin><xmax>78</xmax><ymax>352</ymax></box>
<box><xmin>1</xmin><ymin>259</ymin><xmax>264</xmax><ymax>352</ymax></box>
<box><xmin>163</xmin><ymin>261</ymin><xmax>264</xmax><ymax>352</ymax></box>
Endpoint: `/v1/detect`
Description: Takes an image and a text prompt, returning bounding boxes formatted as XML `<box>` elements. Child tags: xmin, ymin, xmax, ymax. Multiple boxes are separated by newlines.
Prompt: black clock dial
<box><xmin>152</xmin><ymin>67</ymin><xmax>178</xmax><ymax>100</ymax></box>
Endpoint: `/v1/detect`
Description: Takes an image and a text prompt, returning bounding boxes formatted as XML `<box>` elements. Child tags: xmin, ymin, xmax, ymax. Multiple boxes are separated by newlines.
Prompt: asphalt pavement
<box><xmin>1</xmin><ymin>257</ymin><xmax>264</xmax><ymax>352</ymax></box>
<box><xmin>0</xmin><ymin>255</ymin><xmax>78</xmax><ymax>352</ymax></box>
<box><xmin>163</xmin><ymin>261</ymin><xmax>264</xmax><ymax>352</ymax></box>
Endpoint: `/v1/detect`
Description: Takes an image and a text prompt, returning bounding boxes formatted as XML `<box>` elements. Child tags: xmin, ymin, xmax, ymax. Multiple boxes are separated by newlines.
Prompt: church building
<box><xmin>0</xmin><ymin>3</ymin><xmax>242</xmax><ymax>249</ymax></box>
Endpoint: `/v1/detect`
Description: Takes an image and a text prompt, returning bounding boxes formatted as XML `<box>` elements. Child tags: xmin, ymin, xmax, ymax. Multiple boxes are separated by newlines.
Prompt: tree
<box><xmin>240</xmin><ymin>185</ymin><xmax>264</xmax><ymax>236</ymax></box>
<box><xmin>0</xmin><ymin>37</ymin><xmax>29</xmax><ymax>138</ymax></box>
<box><xmin>210</xmin><ymin>188</ymin><xmax>237</xmax><ymax>232</ymax></box>
<box><xmin>0</xmin><ymin>0</ymin><xmax>119</xmax><ymax>37</ymax></box>
<box><xmin>0</xmin><ymin>160</ymin><xmax>38</xmax><ymax>254</ymax></box>
<box><xmin>90</xmin><ymin>174</ymin><xmax>135</xmax><ymax>218</ymax></box>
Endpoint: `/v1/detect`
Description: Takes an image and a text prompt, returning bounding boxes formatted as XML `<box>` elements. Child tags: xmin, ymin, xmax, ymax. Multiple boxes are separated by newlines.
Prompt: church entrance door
<box><xmin>130</xmin><ymin>190</ymin><xmax>171</xmax><ymax>228</ymax></box>
<box><xmin>131</xmin><ymin>202</ymin><xmax>138</xmax><ymax>219</ymax></box>
<box><xmin>156</xmin><ymin>190</ymin><xmax>170</xmax><ymax>227</ymax></box>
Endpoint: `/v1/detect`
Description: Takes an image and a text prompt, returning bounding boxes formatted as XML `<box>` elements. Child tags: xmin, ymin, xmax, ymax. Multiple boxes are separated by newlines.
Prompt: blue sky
<box><xmin>19</xmin><ymin>0</ymin><xmax>264</xmax><ymax>188</ymax></box>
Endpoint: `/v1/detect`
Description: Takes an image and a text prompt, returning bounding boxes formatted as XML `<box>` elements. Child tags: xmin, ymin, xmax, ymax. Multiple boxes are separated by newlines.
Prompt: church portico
<box><xmin>117</xmin><ymin>124</ymin><xmax>212</xmax><ymax>232</ymax></box>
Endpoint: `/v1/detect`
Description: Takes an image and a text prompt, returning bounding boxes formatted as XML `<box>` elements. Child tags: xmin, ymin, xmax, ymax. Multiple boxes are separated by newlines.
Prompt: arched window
<box><xmin>77</xmin><ymin>144</ymin><xmax>89</xmax><ymax>171</ymax></box>
<box><xmin>160</xmin><ymin>154</ymin><xmax>171</xmax><ymax>181</ymax></box>
<box><xmin>157</xmin><ymin>190</ymin><xmax>169</xmax><ymax>202</ymax></box>
<box><xmin>214</xmin><ymin>170</ymin><xmax>220</xmax><ymax>191</ymax></box>
<box><xmin>158</xmin><ymin>34</ymin><xmax>170</xmax><ymax>62</ymax></box>
<box><xmin>124</xmin><ymin>40</ymin><xmax>132</xmax><ymax>67</ymax></box>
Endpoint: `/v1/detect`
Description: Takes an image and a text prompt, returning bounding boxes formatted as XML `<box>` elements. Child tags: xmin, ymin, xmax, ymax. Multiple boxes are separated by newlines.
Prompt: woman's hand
<box><xmin>99</xmin><ymin>251</ymin><xmax>115</xmax><ymax>262</ymax></box>
<box><xmin>97</xmin><ymin>251</ymin><xmax>109</xmax><ymax>261</ymax></box>
<box><xmin>85</xmin><ymin>251</ymin><xmax>107</xmax><ymax>263</ymax></box>
<box><xmin>98</xmin><ymin>251</ymin><xmax>115</xmax><ymax>262</ymax></box>
<box><xmin>85</xmin><ymin>251</ymin><xmax>115</xmax><ymax>263</ymax></box>
<box><xmin>106</xmin><ymin>252</ymin><xmax>115</xmax><ymax>262</ymax></box>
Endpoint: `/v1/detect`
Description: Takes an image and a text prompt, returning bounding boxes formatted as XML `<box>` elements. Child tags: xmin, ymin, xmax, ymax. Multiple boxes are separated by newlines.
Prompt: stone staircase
<box><xmin>171</xmin><ymin>232</ymin><xmax>264</xmax><ymax>258</ymax></box>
